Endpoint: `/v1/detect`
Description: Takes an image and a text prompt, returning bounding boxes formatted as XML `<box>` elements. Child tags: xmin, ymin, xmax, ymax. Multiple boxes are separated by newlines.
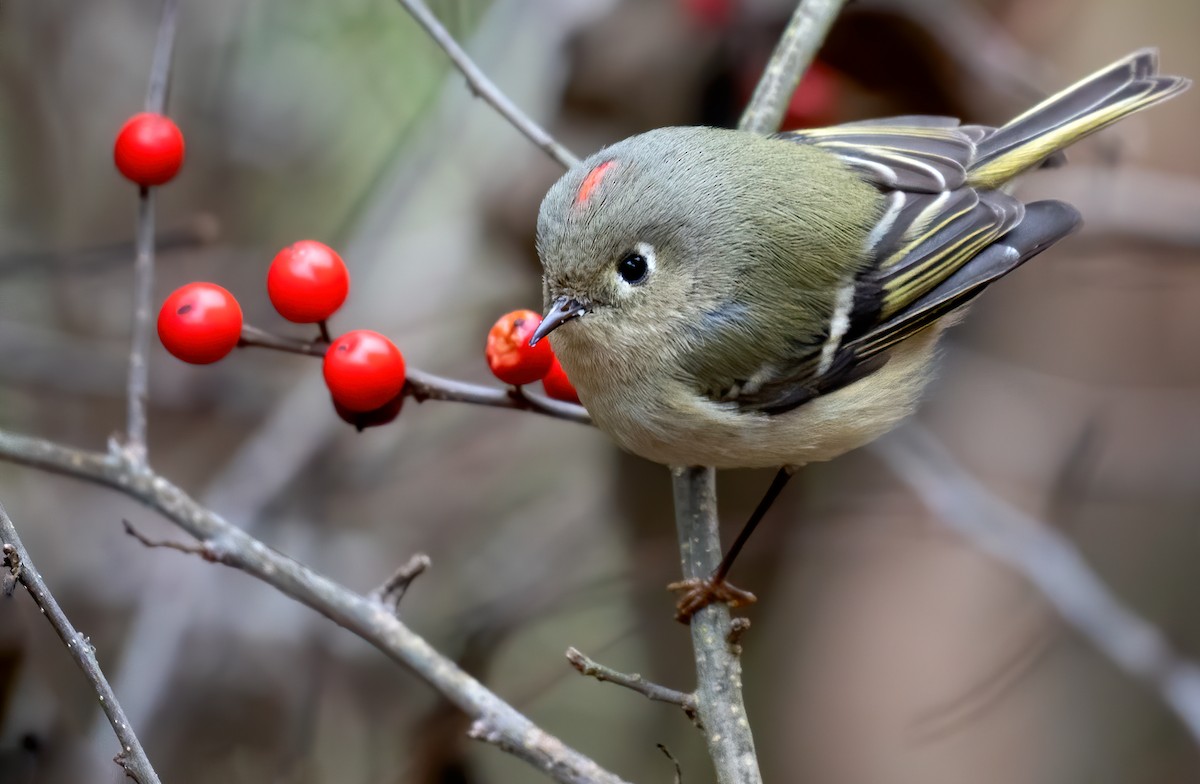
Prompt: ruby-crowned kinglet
<box><xmin>531</xmin><ymin>49</ymin><xmax>1188</xmax><ymax>471</ymax></box>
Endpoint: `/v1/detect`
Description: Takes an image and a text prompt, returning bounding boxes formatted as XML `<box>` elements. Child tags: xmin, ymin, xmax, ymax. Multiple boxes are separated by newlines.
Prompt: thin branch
<box><xmin>566</xmin><ymin>646</ymin><xmax>700</xmax><ymax>725</ymax></box>
<box><xmin>123</xmin><ymin>518</ymin><xmax>214</xmax><ymax>559</ymax></box>
<box><xmin>125</xmin><ymin>0</ymin><xmax>182</xmax><ymax>465</ymax></box>
<box><xmin>873</xmin><ymin>424</ymin><xmax>1200</xmax><ymax>745</ymax></box>
<box><xmin>237</xmin><ymin>324</ymin><xmax>592</xmax><ymax>425</ymax></box>
<box><xmin>737</xmin><ymin>0</ymin><xmax>848</xmax><ymax>134</ymax></box>
<box><xmin>657</xmin><ymin>744</ymin><xmax>683</xmax><ymax>784</ymax></box>
<box><xmin>369</xmin><ymin>553</ymin><xmax>432</xmax><ymax>613</ymax></box>
<box><xmin>237</xmin><ymin>324</ymin><xmax>326</xmax><ymax>357</ymax></box>
<box><xmin>0</xmin><ymin>505</ymin><xmax>162</xmax><ymax>784</ymax></box>
<box><xmin>407</xmin><ymin>368</ymin><xmax>591</xmax><ymax>423</ymax></box>
<box><xmin>124</xmin><ymin>189</ymin><xmax>155</xmax><ymax>466</ymax></box>
<box><xmin>671</xmin><ymin>466</ymin><xmax>762</xmax><ymax>784</ymax></box>
<box><xmin>0</xmin><ymin>429</ymin><xmax>629</xmax><ymax>784</ymax></box>
<box><xmin>395</xmin><ymin>0</ymin><xmax>579</xmax><ymax>170</ymax></box>
<box><xmin>143</xmin><ymin>0</ymin><xmax>180</xmax><ymax>113</ymax></box>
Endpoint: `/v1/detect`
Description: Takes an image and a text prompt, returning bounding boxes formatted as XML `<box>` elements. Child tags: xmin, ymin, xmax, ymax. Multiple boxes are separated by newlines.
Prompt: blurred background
<box><xmin>0</xmin><ymin>0</ymin><xmax>1198</xmax><ymax>781</ymax></box>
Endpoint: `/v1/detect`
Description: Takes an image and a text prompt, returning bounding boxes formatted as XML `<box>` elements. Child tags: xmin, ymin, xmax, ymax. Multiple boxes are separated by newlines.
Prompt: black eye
<box><xmin>617</xmin><ymin>253</ymin><xmax>649</xmax><ymax>285</ymax></box>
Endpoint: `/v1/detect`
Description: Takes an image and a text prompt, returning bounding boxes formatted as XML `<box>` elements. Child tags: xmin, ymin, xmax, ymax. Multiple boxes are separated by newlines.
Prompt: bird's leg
<box><xmin>668</xmin><ymin>465</ymin><xmax>796</xmax><ymax>623</ymax></box>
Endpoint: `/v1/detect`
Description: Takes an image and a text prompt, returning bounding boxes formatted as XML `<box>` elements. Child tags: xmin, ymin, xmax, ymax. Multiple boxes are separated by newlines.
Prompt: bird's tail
<box><xmin>968</xmin><ymin>48</ymin><xmax>1190</xmax><ymax>189</ymax></box>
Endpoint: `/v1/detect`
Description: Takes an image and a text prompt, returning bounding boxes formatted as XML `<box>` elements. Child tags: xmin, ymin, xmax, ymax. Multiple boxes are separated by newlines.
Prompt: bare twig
<box><xmin>726</xmin><ymin>617</ymin><xmax>751</xmax><ymax>651</ymax></box>
<box><xmin>672</xmin><ymin>466</ymin><xmax>762</xmax><ymax>784</ymax></box>
<box><xmin>237</xmin><ymin>324</ymin><xmax>327</xmax><ymax>357</ymax></box>
<box><xmin>143</xmin><ymin>0</ymin><xmax>180</xmax><ymax>114</ymax></box>
<box><xmin>0</xmin><ymin>505</ymin><xmax>162</xmax><ymax>784</ymax></box>
<box><xmin>394</xmin><ymin>0</ymin><xmax>579</xmax><ymax>169</ymax></box>
<box><xmin>657</xmin><ymin>744</ymin><xmax>683</xmax><ymax>784</ymax></box>
<box><xmin>0</xmin><ymin>429</ymin><xmax>628</xmax><ymax>784</ymax></box>
<box><xmin>370</xmin><ymin>553</ymin><xmax>432</xmax><ymax>612</ymax></box>
<box><xmin>873</xmin><ymin>424</ymin><xmax>1200</xmax><ymax>745</ymax></box>
<box><xmin>124</xmin><ymin>188</ymin><xmax>155</xmax><ymax>466</ymax></box>
<box><xmin>566</xmin><ymin>646</ymin><xmax>700</xmax><ymax>725</ymax></box>
<box><xmin>738</xmin><ymin>0</ymin><xmax>848</xmax><ymax>134</ymax></box>
<box><xmin>123</xmin><ymin>518</ymin><xmax>214</xmax><ymax>559</ymax></box>
<box><xmin>407</xmin><ymin>368</ymin><xmax>591</xmax><ymax>423</ymax></box>
<box><xmin>124</xmin><ymin>0</ymin><xmax>182</xmax><ymax>466</ymax></box>
<box><xmin>237</xmin><ymin>324</ymin><xmax>592</xmax><ymax>425</ymax></box>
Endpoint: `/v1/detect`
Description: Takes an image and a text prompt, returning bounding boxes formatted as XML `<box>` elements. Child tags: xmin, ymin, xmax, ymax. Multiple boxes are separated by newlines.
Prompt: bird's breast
<box><xmin>553</xmin><ymin>321</ymin><xmax>948</xmax><ymax>469</ymax></box>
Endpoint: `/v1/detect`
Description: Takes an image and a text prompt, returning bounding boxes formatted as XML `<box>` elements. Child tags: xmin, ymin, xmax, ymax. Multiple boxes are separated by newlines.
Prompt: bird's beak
<box><xmin>530</xmin><ymin>296</ymin><xmax>587</xmax><ymax>346</ymax></box>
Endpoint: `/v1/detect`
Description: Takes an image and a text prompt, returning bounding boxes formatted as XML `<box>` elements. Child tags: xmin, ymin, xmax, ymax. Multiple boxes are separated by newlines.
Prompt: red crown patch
<box><xmin>574</xmin><ymin>160</ymin><xmax>617</xmax><ymax>209</ymax></box>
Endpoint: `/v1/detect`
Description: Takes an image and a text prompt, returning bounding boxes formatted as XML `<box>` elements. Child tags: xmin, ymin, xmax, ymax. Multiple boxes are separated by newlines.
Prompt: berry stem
<box><xmin>317</xmin><ymin>320</ymin><xmax>332</xmax><ymax>344</ymax></box>
<box><xmin>236</xmin><ymin>325</ymin><xmax>592</xmax><ymax>425</ymax></box>
<box><xmin>238</xmin><ymin>324</ymin><xmax>325</xmax><ymax>357</ymax></box>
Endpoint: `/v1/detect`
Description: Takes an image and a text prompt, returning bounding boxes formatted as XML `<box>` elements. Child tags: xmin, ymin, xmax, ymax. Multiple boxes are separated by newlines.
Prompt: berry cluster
<box><xmin>124</xmin><ymin>112</ymin><xmax>579</xmax><ymax>431</ymax></box>
<box><xmin>485</xmin><ymin>310</ymin><xmax>579</xmax><ymax>404</ymax></box>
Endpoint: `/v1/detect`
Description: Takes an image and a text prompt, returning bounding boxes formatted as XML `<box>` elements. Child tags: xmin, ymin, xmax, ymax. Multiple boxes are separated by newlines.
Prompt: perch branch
<box><xmin>0</xmin><ymin>430</ymin><xmax>629</xmax><ymax>784</ymax></box>
<box><xmin>738</xmin><ymin>0</ymin><xmax>847</xmax><ymax>134</ymax></box>
<box><xmin>672</xmin><ymin>2</ymin><xmax>846</xmax><ymax>781</ymax></box>
<box><xmin>0</xmin><ymin>505</ymin><xmax>162</xmax><ymax>784</ymax></box>
<box><xmin>394</xmin><ymin>0</ymin><xmax>579</xmax><ymax>169</ymax></box>
<box><xmin>873</xmin><ymin>424</ymin><xmax>1200</xmax><ymax>745</ymax></box>
<box><xmin>566</xmin><ymin>646</ymin><xmax>700</xmax><ymax>725</ymax></box>
<box><xmin>672</xmin><ymin>466</ymin><xmax>761</xmax><ymax>784</ymax></box>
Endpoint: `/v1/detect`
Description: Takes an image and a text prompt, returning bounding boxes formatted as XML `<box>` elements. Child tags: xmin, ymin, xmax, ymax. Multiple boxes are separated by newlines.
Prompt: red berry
<box><xmin>323</xmin><ymin>330</ymin><xmax>406</xmax><ymax>412</ymax></box>
<box><xmin>267</xmin><ymin>240</ymin><xmax>350</xmax><ymax>323</ymax></box>
<box><xmin>114</xmin><ymin>112</ymin><xmax>185</xmax><ymax>187</ymax></box>
<box><xmin>485</xmin><ymin>309</ymin><xmax>555</xmax><ymax>386</ymax></box>
<box><xmin>157</xmin><ymin>283</ymin><xmax>243</xmax><ymax>364</ymax></box>
<box><xmin>680</xmin><ymin>0</ymin><xmax>734</xmax><ymax>28</ymax></box>
<box><xmin>334</xmin><ymin>392</ymin><xmax>404</xmax><ymax>432</ymax></box>
<box><xmin>541</xmin><ymin>356</ymin><xmax>581</xmax><ymax>404</ymax></box>
<box><xmin>782</xmin><ymin>62</ymin><xmax>839</xmax><ymax>130</ymax></box>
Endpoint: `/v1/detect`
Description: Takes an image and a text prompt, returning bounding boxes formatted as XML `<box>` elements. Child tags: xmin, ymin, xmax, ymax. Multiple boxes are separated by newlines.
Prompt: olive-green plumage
<box><xmin>533</xmin><ymin>49</ymin><xmax>1189</xmax><ymax>469</ymax></box>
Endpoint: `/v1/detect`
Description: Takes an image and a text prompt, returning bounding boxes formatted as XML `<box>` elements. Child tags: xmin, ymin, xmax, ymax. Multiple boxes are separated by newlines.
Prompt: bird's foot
<box><xmin>666</xmin><ymin>577</ymin><xmax>757</xmax><ymax>623</ymax></box>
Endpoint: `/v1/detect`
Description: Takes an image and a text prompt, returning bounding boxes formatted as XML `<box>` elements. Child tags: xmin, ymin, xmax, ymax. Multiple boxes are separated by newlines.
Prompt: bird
<box><xmin>529</xmin><ymin>49</ymin><xmax>1190</xmax><ymax>620</ymax></box>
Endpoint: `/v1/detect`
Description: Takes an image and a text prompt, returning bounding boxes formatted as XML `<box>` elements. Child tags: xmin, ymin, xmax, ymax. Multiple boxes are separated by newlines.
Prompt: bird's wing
<box><xmin>846</xmin><ymin>200</ymin><xmax>1081</xmax><ymax>360</ymax></box>
<box><xmin>730</xmin><ymin>196</ymin><xmax>1079</xmax><ymax>414</ymax></box>
<box><xmin>776</xmin><ymin>115</ymin><xmax>1069</xmax><ymax>192</ymax></box>
<box><xmin>721</xmin><ymin>54</ymin><xmax>1183</xmax><ymax>414</ymax></box>
<box><xmin>726</xmin><ymin>178</ymin><xmax>1027</xmax><ymax>413</ymax></box>
<box><xmin>721</xmin><ymin>113</ymin><xmax>1086</xmax><ymax>415</ymax></box>
<box><xmin>777</xmin><ymin>119</ymin><xmax>978</xmax><ymax>193</ymax></box>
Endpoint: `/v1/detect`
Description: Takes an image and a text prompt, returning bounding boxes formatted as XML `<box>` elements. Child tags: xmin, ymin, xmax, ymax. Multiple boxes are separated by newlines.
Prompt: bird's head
<box><xmin>530</xmin><ymin>127</ymin><xmax>747</xmax><ymax>352</ymax></box>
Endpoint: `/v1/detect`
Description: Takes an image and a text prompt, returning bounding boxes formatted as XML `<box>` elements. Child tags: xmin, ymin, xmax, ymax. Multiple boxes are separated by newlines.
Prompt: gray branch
<box><xmin>143</xmin><ymin>0</ymin><xmax>179</xmax><ymax>114</ymax></box>
<box><xmin>125</xmin><ymin>0</ymin><xmax>181</xmax><ymax>465</ymax></box>
<box><xmin>671</xmin><ymin>2</ymin><xmax>848</xmax><ymax>781</ymax></box>
<box><xmin>395</xmin><ymin>0</ymin><xmax>580</xmax><ymax>169</ymax></box>
<box><xmin>873</xmin><ymin>424</ymin><xmax>1200</xmax><ymax>744</ymax></box>
<box><xmin>0</xmin><ymin>429</ymin><xmax>629</xmax><ymax>784</ymax></box>
<box><xmin>566</xmin><ymin>646</ymin><xmax>700</xmax><ymax>725</ymax></box>
<box><xmin>0</xmin><ymin>504</ymin><xmax>162</xmax><ymax>784</ymax></box>
<box><xmin>671</xmin><ymin>466</ymin><xmax>762</xmax><ymax>784</ymax></box>
<box><xmin>738</xmin><ymin>0</ymin><xmax>848</xmax><ymax>134</ymax></box>
<box><xmin>124</xmin><ymin>187</ymin><xmax>155</xmax><ymax>467</ymax></box>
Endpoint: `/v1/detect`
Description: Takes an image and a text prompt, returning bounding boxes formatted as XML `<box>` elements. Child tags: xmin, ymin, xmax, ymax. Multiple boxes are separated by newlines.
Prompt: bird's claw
<box><xmin>667</xmin><ymin>577</ymin><xmax>757</xmax><ymax>623</ymax></box>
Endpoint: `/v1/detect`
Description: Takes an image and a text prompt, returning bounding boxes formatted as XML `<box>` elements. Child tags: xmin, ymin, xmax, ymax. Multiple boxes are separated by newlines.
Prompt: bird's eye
<box><xmin>617</xmin><ymin>253</ymin><xmax>649</xmax><ymax>285</ymax></box>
